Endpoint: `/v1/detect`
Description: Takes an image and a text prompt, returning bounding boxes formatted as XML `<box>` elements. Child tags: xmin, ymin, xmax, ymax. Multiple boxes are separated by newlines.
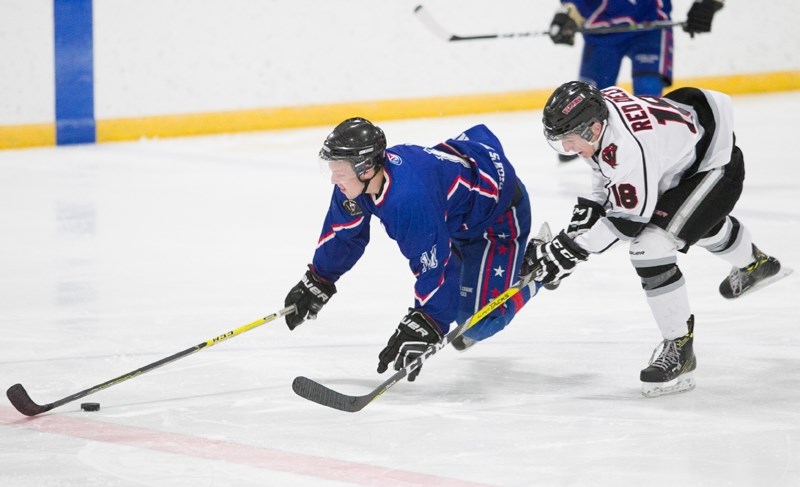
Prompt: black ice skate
<box><xmin>719</xmin><ymin>245</ymin><xmax>791</xmax><ymax>299</ymax></box>
<box><xmin>640</xmin><ymin>316</ymin><xmax>696</xmax><ymax>398</ymax></box>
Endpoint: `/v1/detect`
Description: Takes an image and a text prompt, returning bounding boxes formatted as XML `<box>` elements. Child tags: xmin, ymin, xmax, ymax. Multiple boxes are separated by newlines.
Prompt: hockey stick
<box><xmin>292</xmin><ymin>284</ymin><xmax>528</xmax><ymax>412</ymax></box>
<box><xmin>413</xmin><ymin>4</ymin><xmax>685</xmax><ymax>42</ymax></box>
<box><xmin>6</xmin><ymin>305</ymin><xmax>296</xmax><ymax>416</ymax></box>
<box><xmin>292</xmin><ymin>223</ymin><xmax>552</xmax><ymax>413</ymax></box>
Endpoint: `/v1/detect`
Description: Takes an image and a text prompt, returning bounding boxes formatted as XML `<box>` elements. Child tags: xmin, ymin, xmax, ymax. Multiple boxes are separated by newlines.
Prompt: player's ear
<box><xmin>592</xmin><ymin>121</ymin><xmax>603</xmax><ymax>139</ymax></box>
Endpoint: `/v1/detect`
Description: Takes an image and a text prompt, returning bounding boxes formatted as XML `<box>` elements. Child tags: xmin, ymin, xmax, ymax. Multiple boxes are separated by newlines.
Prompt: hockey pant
<box><xmin>580</xmin><ymin>28</ymin><xmax>673</xmax><ymax>95</ymax></box>
<box><xmin>455</xmin><ymin>184</ymin><xmax>534</xmax><ymax>342</ymax></box>
<box><xmin>631</xmin><ymin>145</ymin><xmax>755</xmax><ymax>339</ymax></box>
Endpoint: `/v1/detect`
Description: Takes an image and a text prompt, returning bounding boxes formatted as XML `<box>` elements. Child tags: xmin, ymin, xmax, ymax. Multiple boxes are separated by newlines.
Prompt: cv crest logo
<box><xmin>342</xmin><ymin>199</ymin><xmax>363</xmax><ymax>216</ymax></box>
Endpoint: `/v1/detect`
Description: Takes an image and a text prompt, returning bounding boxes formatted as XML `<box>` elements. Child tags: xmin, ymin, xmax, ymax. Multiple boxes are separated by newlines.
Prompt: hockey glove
<box><xmin>567</xmin><ymin>197</ymin><xmax>606</xmax><ymax>238</ymax></box>
<box><xmin>377</xmin><ymin>308</ymin><xmax>444</xmax><ymax>382</ymax></box>
<box><xmin>684</xmin><ymin>0</ymin><xmax>723</xmax><ymax>36</ymax></box>
<box><xmin>284</xmin><ymin>265</ymin><xmax>337</xmax><ymax>330</ymax></box>
<box><xmin>521</xmin><ymin>230</ymin><xmax>588</xmax><ymax>285</ymax></box>
<box><xmin>549</xmin><ymin>3</ymin><xmax>583</xmax><ymax>46</ymax></box>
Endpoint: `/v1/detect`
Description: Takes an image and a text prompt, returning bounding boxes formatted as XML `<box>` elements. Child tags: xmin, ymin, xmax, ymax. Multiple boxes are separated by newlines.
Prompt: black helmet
<box><xmin>542</xmin><ymin>81</ymin><xmax>608</xmax><ymax>141</ymax></box>
<box><xmin>319</xmin><ymin>117</ymin><xmax>386</xmax><ymax>179</ymax></box>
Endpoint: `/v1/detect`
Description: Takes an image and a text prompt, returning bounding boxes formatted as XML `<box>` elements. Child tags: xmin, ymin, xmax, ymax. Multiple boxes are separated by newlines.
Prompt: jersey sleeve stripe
<box><xmin>316</xmin><ymin>216</ymin><xmax>365</xmax><ymax>247</ymax></box>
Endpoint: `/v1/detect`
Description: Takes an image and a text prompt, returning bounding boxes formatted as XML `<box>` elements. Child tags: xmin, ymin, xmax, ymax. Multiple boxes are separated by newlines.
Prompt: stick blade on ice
<box><xmin>6</xmin><ymin>383</ymin><xmax>51</xmax><ymax>416</ymax></box>
<box><xmin>292</xmin><ymin>376</ymin><xmax>369</xmax><ymax>413</ymax></box>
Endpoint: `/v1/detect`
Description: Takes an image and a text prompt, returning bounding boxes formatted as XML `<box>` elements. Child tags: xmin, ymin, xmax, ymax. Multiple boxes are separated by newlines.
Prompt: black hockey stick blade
<box><xmin>6</xmin><ymin>383</ymin><xmax>53</xmax><ymax>416</ymax></box>
<box><xmin>291</xmin><ymin>371</ymin><xmax>406</xmax><ymax>413</ymax></box>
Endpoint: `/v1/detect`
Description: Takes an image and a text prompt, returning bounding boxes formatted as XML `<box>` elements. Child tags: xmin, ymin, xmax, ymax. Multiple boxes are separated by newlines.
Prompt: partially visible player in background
<box><xmin>523</xmin><ymin>81</ymin><xmax>789</xmax><ymax>397</ymax></box>
<box><xmin>283</xmin><ymin>118</ymin><xmax>539</xmax><ymax>381</ymax></box>
<box><xmin>549</xmin><ymin>0</ymin><xmax>724</xmax><ymax>162</ymax></box>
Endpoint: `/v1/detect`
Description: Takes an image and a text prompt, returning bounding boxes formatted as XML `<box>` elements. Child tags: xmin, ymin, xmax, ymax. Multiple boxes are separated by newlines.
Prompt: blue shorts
<box><xmin>580</xmin><ymin>29</ymin><xmax>674</xmax><ymax>96</ymax></box>
<box><xmin>455</xmin><ymin>181</ymin><xmax>535</xmax><ymax>341</ymax></box>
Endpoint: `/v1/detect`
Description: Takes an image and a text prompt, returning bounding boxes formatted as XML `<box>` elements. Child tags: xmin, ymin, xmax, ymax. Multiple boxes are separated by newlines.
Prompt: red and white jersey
<box><xmin>574</xmin><ymin>86</ymin><xmax>735</xmax><ymax>254</ymax></box>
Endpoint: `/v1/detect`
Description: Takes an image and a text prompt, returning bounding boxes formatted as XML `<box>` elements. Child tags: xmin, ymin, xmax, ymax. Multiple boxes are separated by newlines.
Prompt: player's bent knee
<box><xmin>635</xmin><ymin>262</ymin><xmax>683</xmax><ymax>292</ymax></box>
<box><xmin>629</xmin><ymin>227</ymin><xmax>683</xmax><ymax>292</ymax></box>
<box><xmin>629</xmin><ymin>226</ymin><xmax>679</xmax><ymax>264</ymax></box>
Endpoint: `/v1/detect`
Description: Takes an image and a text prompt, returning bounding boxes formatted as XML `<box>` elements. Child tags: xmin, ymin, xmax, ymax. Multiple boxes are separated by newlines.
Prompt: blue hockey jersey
<box><xmin>564</xmin><ymin>0</ymin><xmax>673</xmax><ymax>37</ymax></box>
<box><xmin>311</xmin><ymin>125</ymin><xmax>519</xmax><ymax>330</ymax></box>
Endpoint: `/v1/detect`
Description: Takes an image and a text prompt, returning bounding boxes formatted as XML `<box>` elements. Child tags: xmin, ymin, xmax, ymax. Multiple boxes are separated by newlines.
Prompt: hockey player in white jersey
<box><xmin>522</xmin><ymin>81</ymin><xmax>790</xmax><ymax>397</ymax></box>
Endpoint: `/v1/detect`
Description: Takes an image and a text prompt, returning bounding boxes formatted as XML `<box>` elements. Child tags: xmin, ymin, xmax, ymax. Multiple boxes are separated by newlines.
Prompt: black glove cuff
<box><xmin>304</xmin><ymin>265</ymin><xmax>337</xmax><ymax>299</ymax></box>
<box><xmin>556</xmin><ymin>230</ymin><xmax>589</xmax><ymax>261</ymax></box>
<box><xmin>400</xmin><ymin>308</ymin><xmax>444</xmax><ymax>342</ymax></box>
<box><xmin>576</xmin><ymin>197</ymin><xmax>606</xmax><ymax>217</ymax></box>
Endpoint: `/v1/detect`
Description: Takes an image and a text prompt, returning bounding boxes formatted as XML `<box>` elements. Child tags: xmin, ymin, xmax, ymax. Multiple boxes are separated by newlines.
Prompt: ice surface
<box><xmin>1</xmin><ymin>92</ymin><xmax>799</xmax><ymax>486</ymax></box>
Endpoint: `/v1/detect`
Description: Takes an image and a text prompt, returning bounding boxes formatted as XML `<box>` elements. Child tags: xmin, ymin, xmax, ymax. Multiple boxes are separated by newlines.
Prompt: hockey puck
<box><xmin>80</xmin><ymin>402</ymin><xmax>100</xmax><ymax>412</ymax></box>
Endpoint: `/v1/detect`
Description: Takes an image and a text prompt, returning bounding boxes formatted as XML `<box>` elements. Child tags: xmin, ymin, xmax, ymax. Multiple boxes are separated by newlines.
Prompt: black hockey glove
<box><xmin>284</xmin><ymin>265</ymin><xmax>337</xmax><ymax>330</ymax></box>
<box><xmin>377</xmin><ymin>308</ymin><xmax>443</xmax><ymax>382</ymax></box>
<box><xmin>567</xmin><ymin>197</ymin><xmax>606</xmax><ymax>238</ymax></box>
<box><xmin>520</xmin><ymin>230</ymin><xmax>588</xmax><ymax>285</ymax></box>
<box><xmin>684</xmin><ymin>0</ymin><xmax>723</xmax><ymax>36</ymax></box>
<box><xmin>549</xmin><ymin>3</ymin><xmax>582</xmax><ymax>46</ymax></box>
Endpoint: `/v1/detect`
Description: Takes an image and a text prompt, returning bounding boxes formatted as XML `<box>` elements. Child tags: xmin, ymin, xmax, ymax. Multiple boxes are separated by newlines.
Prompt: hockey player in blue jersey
<box><xmin>549</xmin><ymin>0</ymin><xmax>724</xmax><ymax>96</ymax></box>
<box><xmin>283</xmin><ymin>118</ymin><xmax>537</xmax><ymax>381</ymax></box>
<box><xmin>549</xmin><ymin>0</ymin><xmax>724</xmax><ymax>162</ymax></box>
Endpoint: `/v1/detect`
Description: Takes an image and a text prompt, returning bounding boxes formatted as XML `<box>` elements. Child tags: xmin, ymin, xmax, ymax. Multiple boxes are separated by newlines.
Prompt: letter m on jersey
<box><xmin>420</xmin><ymin>245</ymin><xmax>438</xmax><ymax>273</ymax></box>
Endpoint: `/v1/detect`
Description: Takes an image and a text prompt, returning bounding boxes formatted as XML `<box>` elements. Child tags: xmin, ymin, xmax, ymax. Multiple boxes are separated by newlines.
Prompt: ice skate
<box><xmin>640</xmin><ymin>316</ymin><xmax>696</xmax><ymax>398</ymax></box>
<box><xmin>451</xmin><ymin>335</ymin><xmax>477</xmax><ymax>352</ymax></box>
<box><xmin>719</xmin><ymin>245</ymin><xmax>792</xmax><ymax>299</ymax></box>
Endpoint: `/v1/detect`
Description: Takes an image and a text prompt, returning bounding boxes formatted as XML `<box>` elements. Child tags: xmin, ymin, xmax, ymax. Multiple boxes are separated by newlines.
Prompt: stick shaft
<box><xmin>7</xmin><ymin>305</ymin><xmax>295</xmax><ymax>416</ymax></box>
<box><xmin>413</xmin><ymin>5</ymin><xmax>684</xmax><ymax>42</ymax></box>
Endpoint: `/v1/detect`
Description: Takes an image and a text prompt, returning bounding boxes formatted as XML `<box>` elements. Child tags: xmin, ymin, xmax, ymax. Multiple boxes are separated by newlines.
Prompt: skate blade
<box><xmin>725</xmin><ymin>266</ymin><xmax>794</xmax><ymax>300</ymax></box>
<box><xmin>641</xmin><ymin>372</ymin><xmax>696</xmax><ymax>398</ymax></box>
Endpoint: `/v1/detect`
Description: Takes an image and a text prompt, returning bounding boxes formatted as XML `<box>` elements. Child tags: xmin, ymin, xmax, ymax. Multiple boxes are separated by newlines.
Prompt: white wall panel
<box><xmin>0</xmin><ymin>0</ymin><xmax>54</xmax><ymax>125</ymax></box>
<box><xmin>2</xmin><ymin>1</ymin><xmax>798</xmax><ymax>125</ymax></box>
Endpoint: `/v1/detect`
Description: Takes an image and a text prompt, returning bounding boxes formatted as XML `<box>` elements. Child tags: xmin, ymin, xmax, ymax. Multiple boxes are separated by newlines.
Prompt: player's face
<box><xmin>328</xmin><ymin>160</ymin><xmax>364</xmax><ymax>199</ymax></box>
<box><xmin>557</xmin><ymin>133</ymin><xmax>596</xmax><ymax>158</ymax></box>
<box><xmin>546</xmin><ymin>123</ymin><xmax>600</xmax><ymax>158</ymax></box>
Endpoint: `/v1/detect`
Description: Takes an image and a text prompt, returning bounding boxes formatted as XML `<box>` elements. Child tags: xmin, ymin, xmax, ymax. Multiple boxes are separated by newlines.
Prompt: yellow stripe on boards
<box><xmin>0</xmin><ymin>123</ymin><xmax>55</xmax><ymax>149</ymax></box>
<box><xmin>3</xmin><ymin>70</ymin><xmax>798</xmax><ymax>150</ymax></box>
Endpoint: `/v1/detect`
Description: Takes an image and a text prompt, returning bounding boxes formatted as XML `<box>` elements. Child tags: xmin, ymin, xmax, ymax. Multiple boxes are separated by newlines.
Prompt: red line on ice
<box><xmin>0</xmin><ymin>406</ymin><xmax>491</xmax><ymax>487</ymax></box>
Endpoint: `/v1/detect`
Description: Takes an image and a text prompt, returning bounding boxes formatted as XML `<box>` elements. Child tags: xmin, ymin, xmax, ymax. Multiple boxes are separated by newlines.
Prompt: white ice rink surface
<box><xmin>1</xmin><ymin>92</ymin><xmax>799</xmax><ymax>487</ymax></box>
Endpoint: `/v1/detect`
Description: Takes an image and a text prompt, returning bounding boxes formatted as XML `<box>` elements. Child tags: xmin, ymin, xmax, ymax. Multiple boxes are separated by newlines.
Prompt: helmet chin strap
<box><xmin>358</xmin><ymin>168</ymin><xmax>385</xmax><ymax>196</ymax></box>
<box><xmin>355</xmin><ymin>155</ymin><xmax>385</xmax><ymax>195</ymax></box>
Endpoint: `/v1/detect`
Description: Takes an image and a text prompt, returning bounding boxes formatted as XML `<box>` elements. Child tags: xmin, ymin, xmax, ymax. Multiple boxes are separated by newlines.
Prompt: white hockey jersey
<box><xmin>574</xmin><ymin>86</ymin><xmax>736</xmax><ymax>254</ymax></box>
